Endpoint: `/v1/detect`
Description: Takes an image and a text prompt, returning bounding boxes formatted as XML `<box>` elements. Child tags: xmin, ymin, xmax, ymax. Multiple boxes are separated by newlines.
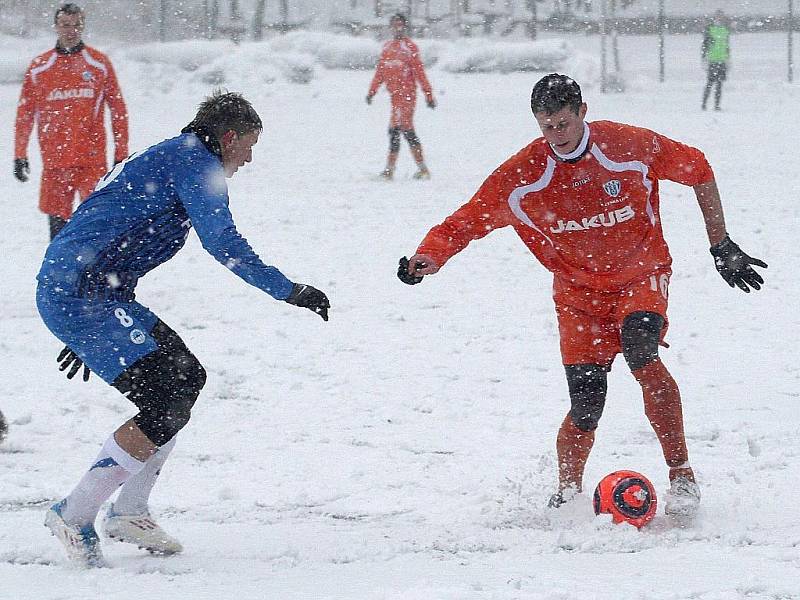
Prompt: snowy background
<box><xmin>1</xmin><ymin>26</ymin><xmax>799</xmax><ymax>600</ymax></box>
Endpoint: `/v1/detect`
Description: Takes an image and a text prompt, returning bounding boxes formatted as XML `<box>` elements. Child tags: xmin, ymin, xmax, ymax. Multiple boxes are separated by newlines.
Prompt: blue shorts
<box><xmin>36</xmin><ymin>284</ymin><xmax>160</xmax><ymax>383</ymax></box>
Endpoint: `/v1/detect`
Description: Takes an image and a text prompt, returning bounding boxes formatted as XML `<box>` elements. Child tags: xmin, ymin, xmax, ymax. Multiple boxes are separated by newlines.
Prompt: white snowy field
<box><xmin>1</xmin><ymin>31</ymin><xmax>799</xmax><ymax>599</ymax></box>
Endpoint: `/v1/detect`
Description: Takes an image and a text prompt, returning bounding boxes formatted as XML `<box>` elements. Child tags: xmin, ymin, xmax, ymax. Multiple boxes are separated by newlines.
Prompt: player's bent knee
<box><xmin>128</xmin><ymin>367</ymin><xmax>204</xmax><ymax>445</ymax></box>
<box><xmin>565</xmin><ymin>364</ymin><xmax>608</xmax><ymax>432</ymax></box>
<box><xmin>388</xmin><ymin>128</ymin><xmax>401</xmax><ymax>152</ymax></box>
<box><xmin>621</xmin><ymin>311</ymin><xmax>665</xmax><ymax>372</ymax></box>
<box><xmin>113</xmin><ymin>321</ymin><xmax>207</xmax><ymax>446</ymax></box>
<box><xmin>403</xmin><ymin>129</ymin><xmax>421</xmax><ymax>147</ymax></box>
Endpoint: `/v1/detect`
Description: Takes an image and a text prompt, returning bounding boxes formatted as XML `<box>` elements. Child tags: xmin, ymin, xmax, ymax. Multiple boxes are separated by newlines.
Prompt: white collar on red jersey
<box><xmin>550</xmin><ymin>121</ymin><xmax>590</xmax><ymax>162</ymax></box>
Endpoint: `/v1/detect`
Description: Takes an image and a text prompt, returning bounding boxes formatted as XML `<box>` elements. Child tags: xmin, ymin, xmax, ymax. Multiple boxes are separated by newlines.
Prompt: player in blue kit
<box><xmin>36</xmin><ymin>91</ymin><xmax>329</xmax><ymax>567</ymax></box>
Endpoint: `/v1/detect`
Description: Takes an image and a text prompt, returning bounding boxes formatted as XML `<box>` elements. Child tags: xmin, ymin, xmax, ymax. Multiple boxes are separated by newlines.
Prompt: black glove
<box><xmin>397</xmin><ymin>256</ymin><xmax>424</xmax><ymax>285</ymax></box>
<box><xmin>285</xmin><ymin>283</ymin><xmax>330</xmax><ymax>321</ymax></box>
<box><xmin>13</xmin><ymin>158</ymin><xmax>29</xmax><ymax>182</ymax></box>
<box><xmin>366</xmin><ymin>94</ymin><xmax>373</xmax><ymax>105</ymax></box>
<box><xmin>709</xmin><ymin>235</ymin><xmax>767</xmax><ymax>293</ymax></box>
<box><xmin>57</xmin><ymin>346</ymin><xmax>91</xmax><ymax>381</ymax></box>
<box><xmin>426</xmin><ymin>98</ymin><xmax>436</xmax><ymax>109</ymax></box>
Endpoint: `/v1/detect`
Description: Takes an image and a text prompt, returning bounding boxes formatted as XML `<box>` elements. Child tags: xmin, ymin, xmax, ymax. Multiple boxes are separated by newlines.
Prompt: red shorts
<box><xmin>389</xmin><ymin>92</ymin><xmax>416</xmax><ymax>130</ymax></box>
<box><xmin>553</xmin><ymin>268</ymin><xmax>671</xmax><ymax>366</ymax></box>
<box><xmin>39</xmin><ymin>165</ymin><xmax>107</xmax><ymax>220</ymax></box>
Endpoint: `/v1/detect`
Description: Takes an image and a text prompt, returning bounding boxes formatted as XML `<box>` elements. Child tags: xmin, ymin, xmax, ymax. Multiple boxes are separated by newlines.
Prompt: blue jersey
<box><xmin>37</xmin><ymin>132</ymin><xmax>294</xmax><ymax>302</ymax></box>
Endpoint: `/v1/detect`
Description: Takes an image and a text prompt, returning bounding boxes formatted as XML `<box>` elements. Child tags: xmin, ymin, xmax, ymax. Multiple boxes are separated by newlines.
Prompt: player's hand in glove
<box><xmin>397</xmin><ymin>257</ymin><xmax>423</xmax><ymax>285</ymax></box>
<box><xmin>366</xmin><ymin>94</ymin><xmax>374</xmax><ymax>105</ymax></box>
<box><xmin>397</xmin><ymin>254</ymin><xmax>438</xmax><ymax>285</ymax></box>
<box><xmin>709</xmin><ymin>235</ymin><xmax>767</xmax><ymax>293</ymax></box>
<box><xmin>57</xmin><ymin>346</ymin><xmax>91</xmax><ymax>381</ymax></box>
<box><xmin>285</xmin><ymin>283</ymin><xmax>330</xmax><ymax>321</ymax></box>
<box><xmin>426</xmin><ymin>98</ymin><xmax>436</xmax><ymax>109</ymax></box>
<box><xmin>13</xmin><ymin>158</ymin><xmax>29</xmax><ymax>182</ymax></box>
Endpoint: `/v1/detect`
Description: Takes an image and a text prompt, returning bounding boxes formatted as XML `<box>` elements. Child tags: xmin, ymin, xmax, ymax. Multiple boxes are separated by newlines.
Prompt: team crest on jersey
<box><xmin>82</xmin><ymin>70</ymin><xmax>93</xmax><ymax>81</ymax></box>
<box><xmin>603</xmin><ymin>179</ymin><xmax>621</xmax><ymax>197</ymax></box>
<box><xmin>652</xmin><ymin>136</ymin><xmax>661</xmax><ymax>153</ymax></box>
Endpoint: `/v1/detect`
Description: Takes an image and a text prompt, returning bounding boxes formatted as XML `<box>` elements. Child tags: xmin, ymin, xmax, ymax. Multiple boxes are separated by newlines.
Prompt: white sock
<box><xmin>60</xmin><ymin>434</ymin><xmax>145</xmax><ymax>528</ymax></box>
<box><xmin>112</xmin><ymin>436</ymin><xmax>176</xmax><ymax>516</ymax></box>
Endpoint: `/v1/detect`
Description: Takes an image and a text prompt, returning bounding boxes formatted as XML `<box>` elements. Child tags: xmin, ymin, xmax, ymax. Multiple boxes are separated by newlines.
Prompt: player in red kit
<box><xmin>367</xmin><ymin>13</ymin><xmax>436</xmax><ymax>180</ymax></box>
<box><xmin>14</xmin><ymin>3</ymin><xmax>128</xmax><ymax>240</ymax></box>
<box><xmin>398</xmin><ymin>74</ymin><xmax>766</xmax><ymax>519</ymax></box>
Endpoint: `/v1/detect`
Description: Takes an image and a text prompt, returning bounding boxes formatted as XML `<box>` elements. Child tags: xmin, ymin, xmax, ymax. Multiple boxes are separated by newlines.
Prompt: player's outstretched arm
<box><xmin>693</xmin><ymin>180</ymin><xmax>767</xmax><ymax>292</ymax></box>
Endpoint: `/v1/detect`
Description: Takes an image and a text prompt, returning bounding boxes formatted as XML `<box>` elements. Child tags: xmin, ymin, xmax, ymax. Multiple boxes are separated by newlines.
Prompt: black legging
<box><xmin>702</xmin><ymin>62</ymin><xmax>727</xmax><ymax>110</ymax></box>
<box><xmin>48</xmin><ymin>215</ymin><xmax>68</xmax><ymax>240</ymax></box>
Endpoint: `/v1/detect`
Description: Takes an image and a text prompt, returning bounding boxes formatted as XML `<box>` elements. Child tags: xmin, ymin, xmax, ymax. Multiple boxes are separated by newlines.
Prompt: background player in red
<box><xmin>14</xmin><ymin>3</ymin><xmax>128</xmax><ymax>240</ymax></box>
<box><xmin>398</xmin><ymin>74</ymin><xmax>766</xmax><ymax>519</ymax></box>
<box><xmin>366</xmin><ymin>13</ymin><xmax>436</xmax><ymax>180</ymax></box>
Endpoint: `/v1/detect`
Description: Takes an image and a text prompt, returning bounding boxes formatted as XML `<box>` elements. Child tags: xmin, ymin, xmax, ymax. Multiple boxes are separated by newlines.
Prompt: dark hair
<box><xmin>391</xmin><ymin>13</ymin><xmax>408</xmax><ymax>25</ymax></box>
<box><xmin>54</xmin><ymin>3</ymin><xmax>84</xmax><ymax>25</ymax></box>
<box><xmin>531</xmin><ymin>73</ymin><xmax>583</xmax><ymax>115</ymax></box>
<box><xmin>189</xmin><ymin>90</ymin><xmax>262</xmax><ymax>138</ymax></box>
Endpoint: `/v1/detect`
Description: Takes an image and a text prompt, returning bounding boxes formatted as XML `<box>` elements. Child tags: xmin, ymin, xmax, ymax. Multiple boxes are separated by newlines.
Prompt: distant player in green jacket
<box><xmin>701</xmin><ymin>10</ymin><xmax>730</xmax><ymax>111</ymax></box>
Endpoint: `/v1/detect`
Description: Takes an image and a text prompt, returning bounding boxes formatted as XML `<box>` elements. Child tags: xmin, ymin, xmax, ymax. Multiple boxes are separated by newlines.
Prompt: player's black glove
<box><xmin>57</xmin><ymin>346</ymin><xmax>91</xmax><ymax>381</ymax></box>
<box><xmin>709</xmin><ymin>235</ymin><xmax>767</xmax><ymax>293</ymax></box>
<box><xmin>397</xmin><ymin>256</ymin><xmax>424</xmax><ymax>285</ymax></box>
<box><xmin>426</xmin><ymin>98</ymin><xmax>436</xmax><ymax>109</ymax></box>
<box><xmin>366</xmin><ymin>94</ymin><xmax>373</xmax><ymax>105</ymax></box>
<box><xmin>13</xmin><ymin>158</ymin><xmax>29</xmax><ymax>182</ymax></box>
<box><xmin>285</xmin><ymin>283</ymin><xmax>330</xmax><ymax>321</ymax></box>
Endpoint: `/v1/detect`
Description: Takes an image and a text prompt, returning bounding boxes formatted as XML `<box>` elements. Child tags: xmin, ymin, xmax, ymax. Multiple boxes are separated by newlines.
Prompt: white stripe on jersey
<box><xmin>93</xmin><ymin>90</ymin><xmax>105</xmax><ymax>118</ymax></box>
<box><xmin>81</xmin><ymin>49</ymin><xmax>107</xmax><ymax>117</ymax></box>
<box><xmin>507</xmin><ymin>155</ymin><xmax>557</xmax><ymax>246</ymax></box>
<box><xmin>81</xmin><ymin>48</ymin><xmax>107</xmax><ymax>76</ymax></box>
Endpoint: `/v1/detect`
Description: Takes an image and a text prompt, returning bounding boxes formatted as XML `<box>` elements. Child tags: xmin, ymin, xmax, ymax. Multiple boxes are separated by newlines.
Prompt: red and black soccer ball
<box><xmin>593</xmin><ymin>470</ymin><xmax>657</xmax><ymax>529</ymax></box>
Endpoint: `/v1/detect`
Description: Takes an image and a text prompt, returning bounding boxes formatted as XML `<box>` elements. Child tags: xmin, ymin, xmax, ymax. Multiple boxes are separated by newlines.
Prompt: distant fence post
<box><xmin>600</xmin><ymin>0</ymin><xmax>608</xmax><ymax>93</ymax></box>
<box><xmin>658</xmin><ymin>0</ymin><xmax>665</xmax><ymax>82</ymax></box>
<box><xmin>790</xmin><ymin>0</ymin><xmax>795</xmax><ymax>83</ymax></box>
<box><xmin>159</xmin><ymin>0</ymin><xmax>168</xmax><ymax>42</ymax></box>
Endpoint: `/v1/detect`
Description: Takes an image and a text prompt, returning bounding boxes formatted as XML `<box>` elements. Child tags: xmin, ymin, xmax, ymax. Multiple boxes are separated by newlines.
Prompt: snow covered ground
<box><xmin>1</xmin><ymin>31</ymin><xmax>798</xmax><ymax>599</ymax></box>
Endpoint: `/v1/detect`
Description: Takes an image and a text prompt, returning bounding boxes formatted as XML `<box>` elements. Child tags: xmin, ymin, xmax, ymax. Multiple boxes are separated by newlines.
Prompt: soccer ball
<box><xmin>593</xmin><ymin>470</ymin><xmax>657</xmax><ymax>529</ymax></box>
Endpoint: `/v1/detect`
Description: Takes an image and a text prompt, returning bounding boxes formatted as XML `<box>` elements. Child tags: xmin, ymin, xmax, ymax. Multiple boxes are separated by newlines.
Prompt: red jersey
<box><xmin>15</xmin><ymin>43</ymin><xmax>128</xmax><ymax>169</ymax></box>
<box><xmin>368</xmin><ymin>37</ymin><xmax>433</xmax><ymax>102</ymax></box>
<box><xmin>417</xmin><ymin>120</ymin><xmax>714</xmax><ymax>292</ymax></box>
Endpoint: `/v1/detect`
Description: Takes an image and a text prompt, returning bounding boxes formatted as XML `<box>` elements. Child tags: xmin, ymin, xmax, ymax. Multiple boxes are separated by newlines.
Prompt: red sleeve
<box><xmin>417</xmin><ymin>167</ymin><xmax>514</xmax><ymax>268</ymax></box>
<box><xmin>103</xmin><ymin>56</ymin><xmax>128</xmax><ymax>162</ymax></box>
<box><xmin>408</xmin><ymin>41</ymin><xmax>433</xmax><ymax>100</ymax></box>
<box><xmin>635</xmin><ymin>126</ymin><xmax>714</xmax><ymax>186</ymax></box>
<box><xmin>14</xmin><ymin>63</ymin><xmax>37</xmax><ymax>160</ymax></box>
<box><xmin>368</xmin><ymin>48</ymin><xmax>387</xmax><ymax>96</ymax></box>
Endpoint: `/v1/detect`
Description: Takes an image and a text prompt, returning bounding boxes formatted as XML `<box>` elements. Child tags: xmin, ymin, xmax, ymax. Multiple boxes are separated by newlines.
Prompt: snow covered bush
<box><xmin>439</xmin><ymin>39</ymin><xmax>571</xmax><ymax>74</ymax></box>
<box><xmin>270</xmin><ymin>31</ymin><xmax>379</xmax><ymax>70</ymax></box>
<box><xmin>123</xmin><ymin>39</ymin><xmax>315</xmax><ymax>86</ymax></box>
<box><xmin>124</xmin><ymin>40</ymin><xmax>234</xmax><ymax>72</ymax></box>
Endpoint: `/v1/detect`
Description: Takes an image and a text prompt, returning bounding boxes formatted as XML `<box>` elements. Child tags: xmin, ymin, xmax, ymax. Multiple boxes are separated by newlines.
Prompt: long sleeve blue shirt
<box><xmin>37</xmin><ymin>132</ymin><xmax>294</xmax><ymax>302</ymax></box>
